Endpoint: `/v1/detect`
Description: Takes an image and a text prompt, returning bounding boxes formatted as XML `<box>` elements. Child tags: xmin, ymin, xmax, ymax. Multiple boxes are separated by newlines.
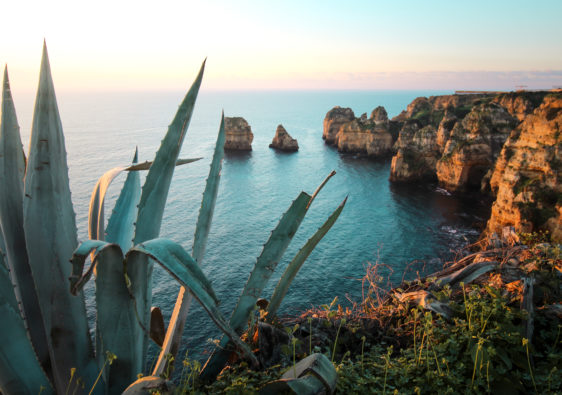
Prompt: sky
<box><xmin>1</xmin><ymin>0</ymin><xmax>561</xmax><ymax>92</ymax></box>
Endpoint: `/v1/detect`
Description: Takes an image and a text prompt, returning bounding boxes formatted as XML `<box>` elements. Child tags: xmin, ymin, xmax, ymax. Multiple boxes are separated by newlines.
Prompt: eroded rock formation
<box><xmin>323</xmin><ymin>105</ymin><xmax>394</xmax><ymax>157</ymax></box>
<box><xmin>435</xmin><ymin>103</ymin><xmax>517</xmax><ymax>192</ymax></box>
<box><xmin>486</xmin><ymin>95</ymin><xmax>562</xmax><ymax>240</ymax></box>
<box><xmin>323</xmin><ymin>106</ymin><xmax>355</xmax><ymax>144</ymax></box>
<box><xmin>389</xmin><ymin>94</ymin><xmax>491</xmax><ymax>183</ymax></box>
<box><xmin>269</xmin><ymin>124</ymin><xmax>298</xmax><ymax>151</ymax></box>
<box><xmin>224</xmin><ymin>117</ymin><xmax>254</xmax><ymax>151</ymax></box>
<box><xmin>323</xmin><ymin>91</ymin><xmax>561</xmax><ymax>240</ymax></box>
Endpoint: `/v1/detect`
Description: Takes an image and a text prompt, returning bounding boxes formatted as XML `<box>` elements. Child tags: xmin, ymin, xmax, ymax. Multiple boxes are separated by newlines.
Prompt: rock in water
<box><xmin>323</xmin><ymin>106</ymin><xmax>355</xmax><ymax>144</ymax></box>
<box><xmin>269</xmin><ymin>124</ymin><xmax>299</xmax><ymax>151</ymax></box>
<box><xmin>322</xmin><ymin>105</ymin><xmax>395</xmax><ymax>158</ymax></box>
<box><xmin>224</xmin><ymin>117</ymin><xmax>254</xmax><ymax>151</ymax></box>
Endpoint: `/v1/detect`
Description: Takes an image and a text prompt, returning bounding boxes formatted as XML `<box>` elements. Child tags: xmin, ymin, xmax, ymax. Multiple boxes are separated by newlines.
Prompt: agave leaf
<box><xmin>69</xmin><ymin>239</ymin><xmax>113</xmax><ymax>295</ymax></box>
<box><xmin>0</xmin><ymin>257</ymin><xmax>53</xmax><ymax>394</ymax></box>
<box><xmin>200</xmin><ymin>191</ymin><xmax>312</xmax><ymax>380</ymax></box>
<box><xmin>126</xmin><ymin>157</ymin><xmax>201</xmax><ymax>172</ymax></box>
<box><xmin>104</xmin><ymin>148</ymin><xmax>141</xmax><ymax>252</ymax></box>
<box><xmin>0</xmin><ymin>66</ymin><xmax>51</xmax><ymax>374</ymax></box>
<box><xmin>69</xmin><ymin>241</ymin><xmax>141</xmax><ymax>394</ymax></box>
<box><xmin>128</xmin><ymin>60</ymin><xmax>205</xmax><ymax>367</ymax></box>
<box><xmin>201</xmin><ymin>172</ymin><xmax>336</xmax><ymax>380</ymax></box>
<box><xmin>95</xmin><ymin>245</ymin><xmax>141</xmax><ymax>394</ymax></box>
<box><xmin>267</xmin><ymin>196</ymin><xmax>347</xmax><ymax>319</ymax></box>
<box><xmin>133</xmin><ymin>60</ymin><xmax>205</xmax><ymax>244</ymax></box>
<box><xmin>150</xmin><ymin>307</ymin><xmax>166</xmax><ymax>347</ymax></box>
<box><xmin>231</xmin><ymin>191</ymin><xmax>311</xmax><ymax>331</ymax></box>
<box><xmin>153</xmin><ymin>114</ymin><xmax>226</xmax><ymax>376</ymax></box>
<box><xmin>23</xmin><ymin>43</ymin><xmax>97</xmax><ymax>392</ymax></box>
<box><xmin>89</xmin><ymin>154</ymin><xmax>201</xmax><ymax>242</ymax></box>
<box><xmin>260</xmin><ymin>353</ymin><xmax>337</xmax><ymax>394</ymax></box>
<box><xmin>128</xmin><ymin>238</ymin><xmax>258</xmax><ymax>367</ymax></box>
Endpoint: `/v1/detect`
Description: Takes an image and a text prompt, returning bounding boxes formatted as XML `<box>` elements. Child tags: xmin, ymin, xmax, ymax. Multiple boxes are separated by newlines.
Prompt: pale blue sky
<box><xmin>1</xmin><ymin>0</ymin><xmax>561</xmax><ymax>91</ymax></box>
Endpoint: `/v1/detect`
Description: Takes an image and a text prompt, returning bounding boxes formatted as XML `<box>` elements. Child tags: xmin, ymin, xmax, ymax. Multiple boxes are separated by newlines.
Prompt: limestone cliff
<box><xmin>486</xmin><ymin>95</ymin><xmax>562</xmax><ymax>241</ymax></box>
<box><xmin>323</xmin><ymin>107</ymin><xmax>355</xmax><ymax>144</ymax></box>
<box><xmin>389</xmin><ymin>122</ymin><xmax>439</xmax><ymax>181</ymax></box>
<box><xmin>435</xmin><ymin>103</ymin><xmax>517</xmax><ymax>192</ymax></box>
<box><xmin>323</xmin><ymin>105</ymin><xmax>394</xmax><ymax>157</ymax></box>
<box><xmin>224</xmin><ymin>117</ymin><xmax>254</xmax><ymax>151</ymax></box>
<box><xmin>389</xmin><ymin>94</ymin><xmax>492</xmax><ymax>182</ymax></box>
<box><xmin>269</xmin><ymin>124</ymin><xmax>298</xmax><ymax>151</ymax></box>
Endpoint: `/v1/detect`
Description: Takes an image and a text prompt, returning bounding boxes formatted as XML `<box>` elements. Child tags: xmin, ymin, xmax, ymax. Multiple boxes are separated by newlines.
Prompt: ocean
<box><xmin>12</xmin><ymin>88</ymin><xmax>490</xmax><ymax>363</ymax></box>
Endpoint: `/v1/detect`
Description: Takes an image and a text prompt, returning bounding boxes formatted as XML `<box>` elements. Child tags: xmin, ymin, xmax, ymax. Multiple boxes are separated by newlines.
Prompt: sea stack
<box><xmin>322</xmin><ymin>105</ymin><xmax>395</xmax><ymax>158</ymax></box>
<box><xmin>269</xmin><ymin>124</ymin><xmax>299</xmax><ymax>151</ymax></box>
<box><xmin>224</xmin><ymin>117</ymin><xmax>254</xmax><ymax>151</ymax></box>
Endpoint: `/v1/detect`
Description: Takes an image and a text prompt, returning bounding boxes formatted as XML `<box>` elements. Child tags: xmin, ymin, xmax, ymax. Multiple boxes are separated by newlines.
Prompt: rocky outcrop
<box><xmin>323</xmin><ymin>106</ymin><xmax>394</xmax><ymax>157</ymax></box>
<box><xmin>269</xmin><ymin>124</ymin><xmax>298</xmax><ymax>151</ymax></box>
<box><xmin>389</xmin><ymin>122</ymin><xmax>440</xmax><ymax>182</ymax></box>
<box><xmin>389</xmin><ymin>94</ymin><xmax>493</xmax><ymax>182</ymax></box>
<box><xmin>435</xmin><ymin>103</ymin><xmax>517</xmax><ymax>192</ymax></box>
<box><xmin>323</xmin><ymin>107</ymin><xmax>355</xmax><ymax>144</ymax></box>
<box><xmin>224</xmin><ymin>117</ymin><xmax>254</xmax><ymax>151</ymax></box>
<box><xmin>486</xmin><ymin>95</ymin><xmax>562</xmax><ymax>241</ymax></box>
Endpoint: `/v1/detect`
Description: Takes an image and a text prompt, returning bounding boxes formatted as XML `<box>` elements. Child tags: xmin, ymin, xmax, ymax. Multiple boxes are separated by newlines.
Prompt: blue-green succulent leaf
<box><xmin>133</xmin><ymin>60</ymin><xmax>205</xmax><ymax>244</ymax></box>
<box><xmin>231</xmin><ymin>191</ymin><xmax>311</xmax><ymax>331</ymax></box>
<box><xmin>105</xmin><ymin>148</ymin><xmax>141</xmax><ymax>252</ymax></box>
<box><xmin>95</xmin><ymin>244</ymin><xmax>141</xmax><ymax>394</ymax></box>
<box><xmin>153</xmin><ymin>113</ymin><xmax>226</xmax><ymax>376</ymax></box>
<box><xmin>128</xmin><ymin>60</ymin><xmax>205</xmax><ymax>368</ymax></box>
<box><xmin>89</xmin><ymin>155</ymin><xmax>200</xmax><ymax>242</ymax></box>
<box><xmin>0</xmin><ymin>66</ymin><xmax>51</xmax><ymax>374</ymax></box>
<box><xmin>128</xmin><ymin>238</ymin><xmax>258</xmax><ymax>367</ymax></box>
<box><xmin>261</xmin><ymin>353</ymin><xmax>338</xmax><ymax>394</ymax></box>
<box><xmin>0</xmin><ymin>250</ymin><xmax>53</xmax><ymax>394</ymax></box>
<box><xmin>267</xmin><ymin>196</ymin><xmax>347</xmax><ymax>318</ymax></box>
<box><xmin>23</xmin><ymin>42</ymin><xmax>97</xmax><ymax>392</ymax></box>
<box><xmin>201</xmin><ymin>191</ymin><xmax>312</xmax><ymax>380</ymax></box>
<box><xmin>69</xmin><ymin>239</ymin><xmax>113</xmax><ymax>295</ymax></box>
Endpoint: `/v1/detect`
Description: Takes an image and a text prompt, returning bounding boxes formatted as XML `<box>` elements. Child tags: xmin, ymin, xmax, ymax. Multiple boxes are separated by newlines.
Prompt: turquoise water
<box><xmin>14</xmin><ymin>89</ymin><xmax>489</xmax><ymax>361</ymax></box>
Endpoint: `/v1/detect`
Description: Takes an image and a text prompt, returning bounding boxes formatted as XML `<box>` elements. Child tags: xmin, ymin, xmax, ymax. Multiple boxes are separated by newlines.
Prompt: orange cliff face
<box><xmin>435</xmin><ymin>103</ymin><xmax>517</xmax><ymax>192</ymax></box>
<box><xmin>389</xmin><ymin>94</ymin><xmax>491</xmax><ymax>183</ymax></box>
<box><xmin>486</xmin><ymin>95</ymin><xmax>562</xmax><ymax>241</ymax></box>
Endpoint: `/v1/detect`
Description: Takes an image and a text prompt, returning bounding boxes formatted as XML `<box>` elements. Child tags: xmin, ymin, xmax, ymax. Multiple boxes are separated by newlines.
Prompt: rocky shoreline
<box><xmin>324</xmin><ymin>91</ymin><xmax>562</xmax><ymax>242</ymax></box>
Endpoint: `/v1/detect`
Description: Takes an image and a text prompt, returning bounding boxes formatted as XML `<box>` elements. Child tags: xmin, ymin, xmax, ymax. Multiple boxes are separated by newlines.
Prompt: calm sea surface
<box><xmin>13</xmin><ymin>89</ymin><xmax>489</xmax><ymax>362</ymax></box>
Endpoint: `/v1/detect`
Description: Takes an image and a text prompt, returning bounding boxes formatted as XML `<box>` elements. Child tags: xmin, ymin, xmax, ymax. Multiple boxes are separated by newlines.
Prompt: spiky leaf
<box><xmin>128</xmin><ymin>238</ymin><xmax>258</xmax><ymax>367</ymax></box>
<box><xmin>104</xmin><ymin>148</ymin><xmax>141</xmax><ymax>252</ymax></box>
<box><xmin>89</xmin><ymin>154</ymin><xmax>200</xmax><ymax>242</ymax></box>
<box><xmin>0</xmin><ymin>250</ymin><xmax>53</xmax><ymax>394</ymax></box>
<box><xmin>200</xmin><ymin>191</ymin><xmax>312</xmax><ymax>380</ymax></box>
<box><xmin>153</xmin><ymin>114</ymin><xmax>226</xmax><ymax>375</ymax></box>
<box><xmin>133</xmin><ymin>60</ymin><xmax>205</xmax><ymax>244</ymax></box>
<box><xmin>128</xmin><ymin>60</ymin><xmax>205</xmax><ymax>367</ymax></box>
<box><xmin>267</xmin><ymin>196</ymin><xmax>347</xmax><ymax>318</ymax></box>
<box><xmin>23</xmin><ymin>43</ymin><xmax>97</xmax><ymax>392</ymax></box>
<box><xmin>69</xmin><ymin>241</ymin><xmax>144</xmax><ymax>394</ymax></box>
<box><xmin>0</xmin><ymin>66</ymin><xmax>50</xmax><ymax>373</ymax></box>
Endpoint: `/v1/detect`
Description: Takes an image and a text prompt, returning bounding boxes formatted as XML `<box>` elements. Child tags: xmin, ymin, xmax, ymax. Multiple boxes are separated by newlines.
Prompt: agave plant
<box><xmin>0</xmin><ymin>43</ymin><xmax>345</xmax><ymax>394</ymax></box>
